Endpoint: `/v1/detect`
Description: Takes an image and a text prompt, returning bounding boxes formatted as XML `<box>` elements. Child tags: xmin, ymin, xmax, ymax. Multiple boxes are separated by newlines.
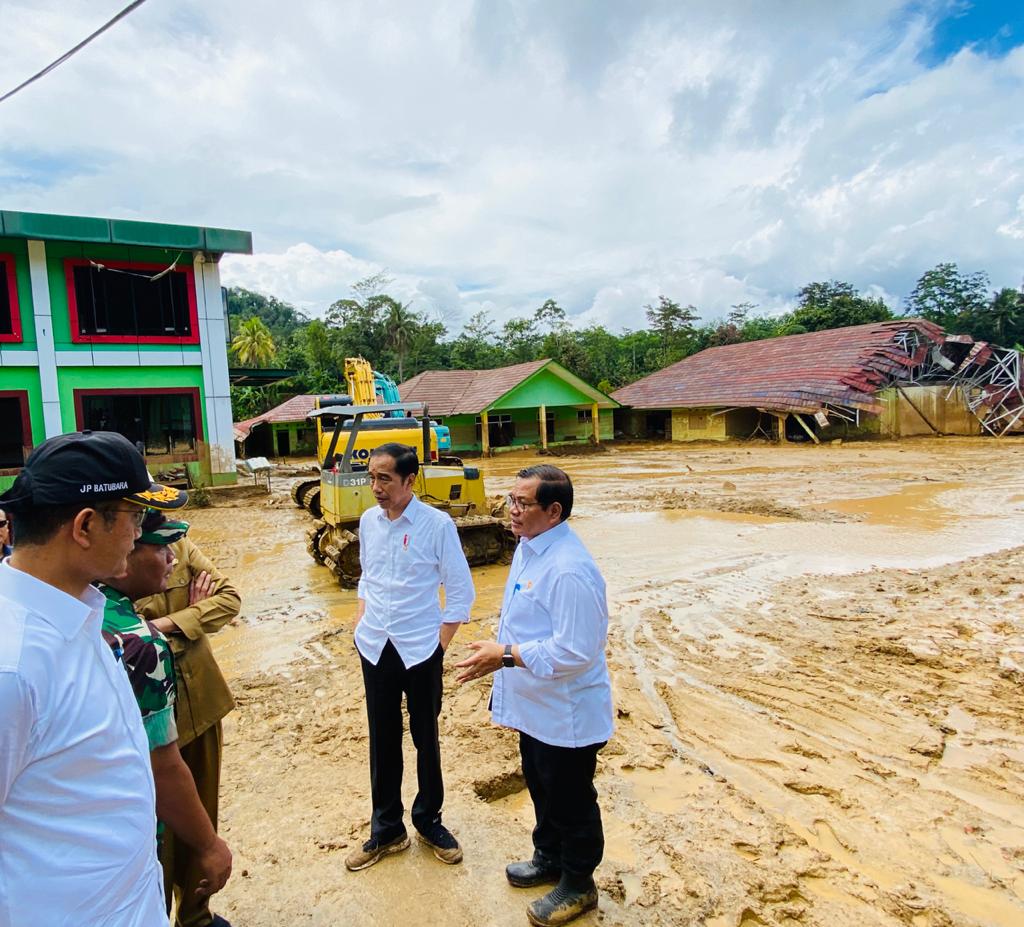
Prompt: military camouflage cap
<box><xmin>138</xmin><ymin>510</ymin><xmax>189</xmax><ymax>545</ymax></box>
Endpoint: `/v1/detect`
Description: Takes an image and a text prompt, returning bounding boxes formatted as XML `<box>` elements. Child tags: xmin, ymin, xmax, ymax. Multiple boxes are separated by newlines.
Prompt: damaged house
<box><xmin>612</xmin><ymin>320</ymin><xmax>1024</xmax><ymax>443</ymax></box>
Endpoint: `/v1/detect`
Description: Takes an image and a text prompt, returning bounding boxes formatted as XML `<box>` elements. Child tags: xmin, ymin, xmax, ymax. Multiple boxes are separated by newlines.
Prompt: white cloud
<box><xmin>1</xmin><ymin>0</ymin><xmax>1021</xmax><ymax>333</ymax></box>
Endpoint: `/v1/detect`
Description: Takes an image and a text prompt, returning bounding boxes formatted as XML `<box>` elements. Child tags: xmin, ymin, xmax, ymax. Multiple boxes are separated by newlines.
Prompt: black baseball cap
<box><xmin>0</xmin><ymin>431</ymin><xmax>188</xmax><ymax>512</ymax></box>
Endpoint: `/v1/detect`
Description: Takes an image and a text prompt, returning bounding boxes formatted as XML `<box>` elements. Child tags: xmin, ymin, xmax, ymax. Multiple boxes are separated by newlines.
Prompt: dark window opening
<box><xmin>0</xmin><ymin>254</ymin><xmax>20</xmax><ymax>341</ymax></box>
<box><xmin>81</xmin><ymin>393</ymin><xmax>198</xmax><ymax>458</ymax></box>
<box><xmin>0</xmin><ymin>265</ymin><xmax>13</xmax><ymax>336</ymax></box>
<box><xmin>0</xmin><ymin>397</ymin><xmax>27</xmax><ymax>468</ymax></box>
<box><xmin>475</xmin><ymin>413</ymin><xmax>515</xmax><ymax>447</ymax></box>
<box><xmin>72</xmin><ymin>264</ymin><xmax>192</xmax><ymax>338</ymax></box>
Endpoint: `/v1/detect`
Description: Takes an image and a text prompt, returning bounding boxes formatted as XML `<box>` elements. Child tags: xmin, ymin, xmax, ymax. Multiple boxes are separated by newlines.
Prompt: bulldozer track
<box><xmin>300</xmin><ymin>484</ymin><xmax>323</xmax><ymax>519</ymax></box>
<box><xmin>319</xmin><ymin>527</ymin><xmax>361</xmax><ymax>588</ymax></box>
<box><xmin>290</xmin><ymin>478</ymin><xmax>319</xmax><ymax>510</ymax></box>
<box><xmin>305</xmin><ymin>520</ymin><xmax>326</xmax><ymax>565</ymax></box>
<box><xmin>453</xmin><ymin>514</ymin><xmax>516</xmax><ymax>566</ymax></box>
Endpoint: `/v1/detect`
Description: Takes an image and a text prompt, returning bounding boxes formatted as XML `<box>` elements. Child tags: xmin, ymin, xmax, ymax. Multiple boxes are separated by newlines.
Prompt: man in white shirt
<box><xmin>345</xmin><ymin>442</ymin><xmax>475</xmax><ymax>872</ymax></box>
<box><xmin>0</xmin><ymin>430</ymin><xmax>187</xmax><ymax>927</ymax></box>
<box><xmin>456</xmin><ymin>464</ymin><xmax>613</xmax><ymax>927</ymax></box>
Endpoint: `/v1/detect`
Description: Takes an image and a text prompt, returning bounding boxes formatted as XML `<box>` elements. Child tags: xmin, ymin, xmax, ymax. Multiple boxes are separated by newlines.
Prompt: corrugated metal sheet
<box><xmin>612</xmin><ymin>320</ymin><xmax>946</xmax><ymax>414</ymax></box>
<box><xmin>233</xmin><ymin>394</ymin><xmax>326</xmax><ymax>442</ymax></box>
<box><xmin>399</xmin><ymin>360</ymin><xmax>549</xmax><ymax>415</ymax></box>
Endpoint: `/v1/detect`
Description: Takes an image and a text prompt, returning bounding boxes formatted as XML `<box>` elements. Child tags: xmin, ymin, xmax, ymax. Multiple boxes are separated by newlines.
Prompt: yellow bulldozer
<box><xmin>289</xmin><ymin>356</ymin><xmax>448</xmax><ymax>518</ymax></box>
<box><xmin>304</xmin><ymin>400</ymin><xmax>513</xmax><ymax>587</ymax></box>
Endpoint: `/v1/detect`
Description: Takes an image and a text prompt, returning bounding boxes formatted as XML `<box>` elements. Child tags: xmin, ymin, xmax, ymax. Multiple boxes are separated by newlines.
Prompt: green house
<box><xmin>0</xmin><ymin>209</ymin><xmax>252</xmax><ymax>491</ymax></box>
<box><xmin>398</xmin><ymin>359</ymin><xmax>618</xmax><ymax>454</ymax></box>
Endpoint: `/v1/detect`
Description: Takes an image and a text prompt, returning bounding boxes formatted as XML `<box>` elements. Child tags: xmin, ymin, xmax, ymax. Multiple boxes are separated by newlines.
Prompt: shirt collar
<box><xmin>375</xmin><ymin>493</ymin><xmax>421</xmax><ymax>526</ymax></box>
<box><xmin>520</xmin><ymin>519</ymin><xmax>570</xmax><ymax>557</ymax></box>
<box><xmin>0</xmin><ymin>560</ymin><xmax>106</xmax><ymax>641</ymax></box>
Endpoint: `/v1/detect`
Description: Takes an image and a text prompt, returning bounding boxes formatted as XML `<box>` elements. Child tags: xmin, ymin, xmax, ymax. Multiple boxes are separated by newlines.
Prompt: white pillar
<box><xmin>193</xmin><ymin>253</ymin><xmax>236</xmax><ymax>479</ymax></box>
<box><xmin>27</xmin><ymin>240</ymin><xmax>63</xmax><ymax>437</ymax></box>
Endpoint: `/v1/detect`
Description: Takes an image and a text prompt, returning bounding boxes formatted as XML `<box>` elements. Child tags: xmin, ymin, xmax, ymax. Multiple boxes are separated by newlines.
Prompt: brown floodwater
<box><xmin>194</xmin><ymin>443</ymin><xmax>1024</xmax><ymax>678</ymax></box>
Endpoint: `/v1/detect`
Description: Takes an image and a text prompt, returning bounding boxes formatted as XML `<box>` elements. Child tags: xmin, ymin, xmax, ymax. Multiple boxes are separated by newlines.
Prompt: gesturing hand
<box><xmin>454</xmin><ymin>641</ymin><xmax>503</xmax><ymax>684</ymax></box>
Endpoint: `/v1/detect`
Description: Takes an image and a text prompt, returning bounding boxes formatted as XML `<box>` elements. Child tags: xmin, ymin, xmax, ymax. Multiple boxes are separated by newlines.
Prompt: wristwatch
<box><xmin>501</xmin><ymin>644</ymin><xmax>515</xmax><ymax>668</ymax></box>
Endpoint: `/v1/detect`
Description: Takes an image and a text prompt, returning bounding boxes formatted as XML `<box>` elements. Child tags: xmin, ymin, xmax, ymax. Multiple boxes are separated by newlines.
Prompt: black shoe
<box><xmin>506</xmin><ymin>857</ymin><xmax>561</xmax><ymax>888</ymax></box>
<box><xmin>526</xmin><ymin>876</ymin><xmax>598</xmax><ymax>927</ymax></box>
<box><xmin>210</xmin><ymin>918</ymin><xmax>233</xmax><ymax>927</ymax></box>
<box><xmin>416</xmin><ymin>822</ymin><xmax>463</xmax><ymax>864</ymax></box>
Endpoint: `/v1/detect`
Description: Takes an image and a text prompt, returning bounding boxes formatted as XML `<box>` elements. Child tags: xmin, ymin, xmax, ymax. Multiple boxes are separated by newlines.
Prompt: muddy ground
<box><xmin>182</xmin><ymin>437</ymin><xmax>1024</xmax><ymax>927</ymax></box>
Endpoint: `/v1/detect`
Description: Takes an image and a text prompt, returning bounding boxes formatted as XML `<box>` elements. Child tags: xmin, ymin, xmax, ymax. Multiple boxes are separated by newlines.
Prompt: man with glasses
<box><xmin>345</xmin><ymin>442</ymin><xmax>474</xmax><ymax>872</ymax></box>
<box><xmin>0</xmin><ymin>431</ymin><xmax>187</xmax><ymax>927</ymax></box>
<box><xmin>0</xmin><ymin>508</ymin><xmax>11</xmax><ymax>557</ymax></box>
<box><xmin>457</xmin><ymin>465</ymin><xmax>613</xmax><ymax>927</ymax></box>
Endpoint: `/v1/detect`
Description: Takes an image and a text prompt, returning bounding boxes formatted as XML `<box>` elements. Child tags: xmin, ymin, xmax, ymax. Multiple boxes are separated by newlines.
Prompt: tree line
<box><xmin>228</xmin><ymin>263</ymin><xmax>1023</xmax><ymax>420</ymax></box>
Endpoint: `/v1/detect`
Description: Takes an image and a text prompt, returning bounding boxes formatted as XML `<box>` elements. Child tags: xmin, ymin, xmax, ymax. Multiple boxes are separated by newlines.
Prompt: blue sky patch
<box><xmin>918</xmin><ymin>1</ymin><xmax>1024</xmax><ymax>66</ymax></box>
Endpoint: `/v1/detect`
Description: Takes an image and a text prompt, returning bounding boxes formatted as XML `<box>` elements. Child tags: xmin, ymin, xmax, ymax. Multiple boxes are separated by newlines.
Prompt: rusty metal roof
<box><xmin>398</xmin><ymin>360</ymin><xmax>549</xmax><ymax>415</ymax></box>
<box><xmin>612</xmin><ymin>319</ymin><xmax>947</xmax><ymax>414</ymax></box>
<box><xmin>233</xmin><ymin>394</ymin><xmax>326</xmax><ymax>442</ymax></box>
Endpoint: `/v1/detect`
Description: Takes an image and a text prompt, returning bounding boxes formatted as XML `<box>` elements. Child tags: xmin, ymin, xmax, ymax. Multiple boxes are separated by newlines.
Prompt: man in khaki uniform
<box><xmin>136</xmin><ymin>534</ymin><xmax>240</xmax><ymax>927</ymax></box>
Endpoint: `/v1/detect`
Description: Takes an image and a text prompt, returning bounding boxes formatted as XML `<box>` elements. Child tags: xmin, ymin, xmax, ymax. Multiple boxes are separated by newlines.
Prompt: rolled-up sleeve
<box><xmin>438</xmin><ymin>517</ymin><xmax>474</xmax><ymax>623</ymax></box>
<box><xmin>518</xmin><ymin>571</ymin><xmax>607</xmax><ymax>680</ymax></box>
<box><xmin>0</xmin><ymin>672</ymin><xmax>33</xmax><ymax>805</ymax></box>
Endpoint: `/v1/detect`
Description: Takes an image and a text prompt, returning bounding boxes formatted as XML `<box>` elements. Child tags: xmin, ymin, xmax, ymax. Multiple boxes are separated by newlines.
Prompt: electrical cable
<box><xmin>0</xmin><ymin>0</ymin><xmax>149</xmax><ymax>105</ymax></box>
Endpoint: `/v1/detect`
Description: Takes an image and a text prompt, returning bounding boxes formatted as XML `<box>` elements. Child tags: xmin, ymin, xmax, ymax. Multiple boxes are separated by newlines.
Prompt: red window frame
<box><xmin>73</xmin><ymin>387</ymin><xmax>204</xmax><ymax>462</ymax></box>
<box><xmin>0</xmin><ymin>390</ymin><xmax>32</xmax><ymax>475</ymax></box>
<box><xmin>0</xmin><ymin>253</ymin><xmax>23</xmax><ymax>343</ymax></box>
<box><xmin>64</xmin><ymin>258</ymin><xmax>200</xmax><ymax>345</ymax></box>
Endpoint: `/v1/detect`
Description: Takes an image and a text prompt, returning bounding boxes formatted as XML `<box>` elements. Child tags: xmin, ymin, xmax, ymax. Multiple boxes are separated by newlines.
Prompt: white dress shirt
<box><xmin>0</xmin><ymin>560</ymin><xmax>165</xmax><ymax>927</ymax></box>
<box><xmin>356</xmin><ymin>494</ymin><xmax>475</xmax><ymax>668</ymax></box>
<box><xmin>490</xmin><ymin>521</ymin><xmax>614</xmax><ymax>749</ymax></box>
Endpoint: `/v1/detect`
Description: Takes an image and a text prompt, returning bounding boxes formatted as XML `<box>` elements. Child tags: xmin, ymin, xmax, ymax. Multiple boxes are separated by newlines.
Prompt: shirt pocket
<box><xmin>505</xmin><ymin>588</ymin><xmax>549</xmax><ymax>640</ymax></box>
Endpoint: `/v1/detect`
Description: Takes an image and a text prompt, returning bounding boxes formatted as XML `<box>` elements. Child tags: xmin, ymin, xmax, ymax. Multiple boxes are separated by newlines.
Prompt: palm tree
<box><xmin>230</xmin><ymin>317</ymin><xmax>277</xmax><ymax>367</ymax></box>
<box><xmin>383</xmin><ymin>298</ymin><xmax>416</xmax><ymax>381</ymax></box>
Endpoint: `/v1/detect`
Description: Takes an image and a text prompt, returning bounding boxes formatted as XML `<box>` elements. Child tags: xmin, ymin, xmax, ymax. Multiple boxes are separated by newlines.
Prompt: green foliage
<box><xmin>226</xmin><ymin>287</ymin><xmax>308</xmax><ymax>341</ymax></box>
<box><xmin>790</xmin><ymin>280</ymin><xmax>893</xmax><ymax>331</ymax></box>
<box><xmin>229</xmin><ymin>264</ymin><xmax>1018</xmax><ymax>429</ymax></box>
<box><xmin>905</xmin><ymin>263</ymin><xmax>989</xmax><ymax>329</ymax></box>
<box><xmin>905</xmin><ymin>263</ymin><xmax>1023</xmax><ymax>346</ymax></box>
<box><xmin>230</xmin><ymin>316</ymin><xmax>277</xmax><ymax>367</ymax></box>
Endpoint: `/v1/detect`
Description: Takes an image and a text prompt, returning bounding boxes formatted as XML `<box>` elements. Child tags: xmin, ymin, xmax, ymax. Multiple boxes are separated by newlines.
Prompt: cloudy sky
<box><xmin>1</xmin><ymin>1</ymin><xmax>1022</xmax><ymax>333</ymax></box>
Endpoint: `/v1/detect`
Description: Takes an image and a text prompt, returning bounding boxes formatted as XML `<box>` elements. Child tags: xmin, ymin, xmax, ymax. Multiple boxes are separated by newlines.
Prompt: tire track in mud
<box><xmin>612</xmin><ymin>548</ymin><xmax>1024</xmax><ymax>927</ymax></box>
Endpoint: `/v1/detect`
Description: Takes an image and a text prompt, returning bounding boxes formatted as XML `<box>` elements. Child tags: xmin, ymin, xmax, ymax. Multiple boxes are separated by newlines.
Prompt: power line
<box><xmin>0</xmin><ymin>0</ymin><xmax>149</xmax><ymax>106</ymax></box>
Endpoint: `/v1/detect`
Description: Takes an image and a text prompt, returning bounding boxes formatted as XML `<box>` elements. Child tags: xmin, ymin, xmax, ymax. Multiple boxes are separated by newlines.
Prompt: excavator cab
<box><xmin>303</xmin><ymin>401</ymin><xmax>511</xmax><ymax>587</ymax></box>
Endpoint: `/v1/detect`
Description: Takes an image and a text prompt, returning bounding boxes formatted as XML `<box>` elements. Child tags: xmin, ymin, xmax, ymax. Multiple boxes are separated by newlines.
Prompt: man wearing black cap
<box><xmin>0</xmin><ymin>431</ymin><xmax>187</xmax><ymax>927</ymax></box>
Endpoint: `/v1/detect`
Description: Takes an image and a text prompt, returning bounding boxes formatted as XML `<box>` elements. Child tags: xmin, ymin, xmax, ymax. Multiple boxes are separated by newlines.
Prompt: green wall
<box><xmin>55</xmin><ymin>366</ymin><xmax>207</xmax><ymax>435</ymax></box>
<box><xmin>491</xmin><ymin>367</ymin><xmax>600</xmax><ymax>410</ymax></box>
<box><xmin>44</xmin><ymin>241</ymin><xmax>200</xmax><ymax>353</ymax></box>
<box><xmin>0</xmin><ymin>368</ymin><xmax>44</xmax><ymax>493</ymax></box>
<box><xmin>445</xmin><ymin>407</ymin><xmax>613</xmax><ymax>452</ymax></box>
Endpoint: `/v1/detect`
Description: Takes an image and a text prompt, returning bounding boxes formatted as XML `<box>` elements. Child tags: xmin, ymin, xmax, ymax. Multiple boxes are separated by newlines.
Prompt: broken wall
<box><xmin>878</xmin><ymin>385</ymin><xmax>981</xmax><ymax>437</ymax></box>
<box><xmin>670</xmin><ymin>408</ymin><xmax>728</xmax><ymax>442</ymax></box>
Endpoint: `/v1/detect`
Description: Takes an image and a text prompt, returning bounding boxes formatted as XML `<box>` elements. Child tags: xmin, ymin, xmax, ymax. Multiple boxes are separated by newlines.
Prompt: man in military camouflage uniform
<box><xmin>97</xmin><ymin>511</ymin><xmax>233</xmax><ymax>915</ymax></box>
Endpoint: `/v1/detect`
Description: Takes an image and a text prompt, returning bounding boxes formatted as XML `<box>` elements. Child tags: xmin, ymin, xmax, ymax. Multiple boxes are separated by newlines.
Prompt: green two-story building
<box><xmin>0</xmin><ymin>210</ymin><xmax>252</xmax><ymax>492</ymax></box>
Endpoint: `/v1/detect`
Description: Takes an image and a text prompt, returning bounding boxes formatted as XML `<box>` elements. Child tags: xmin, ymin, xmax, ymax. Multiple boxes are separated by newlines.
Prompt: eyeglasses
<box><xmin>111</xmin><ymin>508</ymin><xmax>147</xmax><ymax>528</ymax></box>
<box><xmin>505</xmin><ymin>494</ymin><xmax>543</xmax><ymax>512</ymax></box>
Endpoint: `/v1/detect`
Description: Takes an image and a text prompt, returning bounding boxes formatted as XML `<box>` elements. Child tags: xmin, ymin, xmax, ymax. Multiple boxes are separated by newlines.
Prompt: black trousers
<box><xmin>520</xmin><ymin>732</ymin><xmax>605</xmax><ymax>883</ymax></box>
<box><xmin>360</xmin><ymin>640</ymin><xmax>445</xmax><ymax>843</ymax></box>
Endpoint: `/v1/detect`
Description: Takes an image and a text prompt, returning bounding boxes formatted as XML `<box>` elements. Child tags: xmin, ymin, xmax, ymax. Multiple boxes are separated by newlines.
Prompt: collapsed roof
<box><xmin>612</xmin><ymin>319</ymin><xmax>1024</xmax><ymax>436</ymax></box>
